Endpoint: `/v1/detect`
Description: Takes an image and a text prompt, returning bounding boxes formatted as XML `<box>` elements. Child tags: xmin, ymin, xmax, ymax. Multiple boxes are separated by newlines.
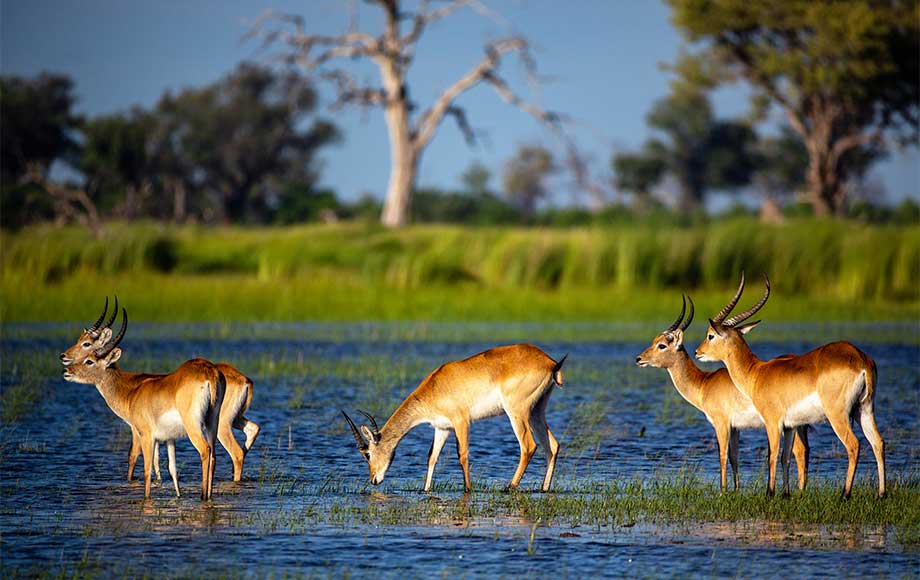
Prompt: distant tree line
<box><xmin>1</xmin><ymin>63</ymin><xmax>341</xmax><ymax>230</ymax></box>
<box><xmin>2</xmin><ymin>0</ymin><xmax>917</xmax><ymax>230</ymax></box>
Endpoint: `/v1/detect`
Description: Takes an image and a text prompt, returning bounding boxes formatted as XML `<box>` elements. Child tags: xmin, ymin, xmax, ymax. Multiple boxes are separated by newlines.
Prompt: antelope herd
<box><xmin>61</xmin><ymin>274</ymin><xmax>885</xmax><ymax>500</ymax></box>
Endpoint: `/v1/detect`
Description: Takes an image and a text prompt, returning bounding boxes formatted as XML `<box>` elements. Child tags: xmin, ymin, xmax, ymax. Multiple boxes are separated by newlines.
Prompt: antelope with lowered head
<box><xmin>61</xmin><ymin>297</ymin><xmax>261</xmax><ymax>483</ymax></box>
<box><xmin>61</xmin><ymin>304</ymin><xmax>225</xmax><ymax>500</ymax></box>
<box><xmin>636</xmin><ymin>295</ymin><xmax>809</xmax><ymax>493</ymax></box>
<box><xmin>343</xmin><ymin>344</ymin><xmax>567</xmax><ymax>492</ymax></box>
<box><xmin>696</xmin><ymin>273</ymin><xmax>885</xmax><ymax>498</ymax></box>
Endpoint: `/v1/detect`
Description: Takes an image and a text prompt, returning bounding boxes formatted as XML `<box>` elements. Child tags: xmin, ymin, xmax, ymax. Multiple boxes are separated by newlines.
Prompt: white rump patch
<box><xmin>784</xmin><ymin>393</ymin><xmax>826</xmax><ymax>427</ymax></box>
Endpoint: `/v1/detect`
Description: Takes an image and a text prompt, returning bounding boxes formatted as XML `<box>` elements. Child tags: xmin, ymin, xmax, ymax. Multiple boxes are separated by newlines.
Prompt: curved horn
<box><xmin>679</xmin><ymin>295</ymin><xmax>695</xmax><ymax>332</ymax></box>
<box><xmin>342</xmin><ymin>411</ymin><xmax>368</xmax><ymax>450</ymax></box>
<box><xmin>724</xmin><ymin>275</ymin><xmax>770</xmax><ymax>327</ymax></box>
<box><xmin>102</xmin><ymin>295</ymin><xmax>119</xmax><ymax>330</ymax></box>
<box><xmin>95</xmin><ymin>308</ymin><xmax>127</xmax><ymax>358</ymax></box>
<box><xmin>357</xmin><ymin>409</ymin><xmax>380</xmax><ymax>434</ymax></box>
<box><xmin>87</xmin><ymin>297</ymin><xmax>109</xmax><ymax>336</ymax></box>
<box><xmin>712</xmin><ymin>272</ymin><xmax>745</xmax><ymax>325</ymax></box>
<box><xmin>664</xmin><ymin>295</ymin><xmax>687</xmax><ymax>333</ymax></box>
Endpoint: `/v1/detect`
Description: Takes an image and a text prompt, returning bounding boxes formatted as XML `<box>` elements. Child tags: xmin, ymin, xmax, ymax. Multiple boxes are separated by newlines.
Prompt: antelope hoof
<box><xmin>782</xmin><ymin>490</ymin><xmax>791</xmax><ymax>499</ymax></box>
<box><xmin>766</xmin><ymin>488</ymin><xmax>775</xmax><ymax>499</ymax></box>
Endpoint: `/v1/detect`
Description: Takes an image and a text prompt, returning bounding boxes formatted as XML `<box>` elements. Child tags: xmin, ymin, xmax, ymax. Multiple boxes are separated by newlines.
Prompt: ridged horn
<box><xmin>664</xmin><ymin>295</ymin><xmax>687</xmax><ymax>333</ymax></box>
<box><xmin>712</xmin><ymin>272</ymin><xmax>745</xmax><ymax>325</ymax></box>
<box><xmin>101</xmin><ymin>295</ymin><xmax>119</xmax><ymax>330</ymax></box>
<box><xmin>724</xmin><ymin>274</ymin><xmax>770</xmax><ymax>328</ymax></box>
<box><xmin>679</xmin><ymin>295</ymin><xmax>695</xmax><ymax>331</ymax></box>
<box><xmin>87</xmin><ymin>297</ymin><xmax>109</xmax><ymax>336</ymax></box>
<box><xmin>356</xmin><ymin>409</ymin><xmax>380</xmax><ymax>435</ymax></box>
<box><xmin>342</xmin><ymin>411</ymin><xmax>368</xmax><ymax>450</ymax></box>
<box><xmin>95</xmin><ymin>308</ymin><xmax>127</xmax><ymax>358</ymax></box>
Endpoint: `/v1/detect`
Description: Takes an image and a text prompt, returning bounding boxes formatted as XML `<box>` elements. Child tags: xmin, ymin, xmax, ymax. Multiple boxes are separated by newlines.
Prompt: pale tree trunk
<box><xmin>380</xmin><ymin>144</ymin><xmax>418</xmax><ymax>227</ymax></box>
<box><xmin>172</xmin><ymin>178</ymin><xmax>187</xmax><ymax>223</ymax></box>
<box><xmin>379</xmin><ymin>61</ymin><xmax>417</xmax><ymax>227</ymax></box>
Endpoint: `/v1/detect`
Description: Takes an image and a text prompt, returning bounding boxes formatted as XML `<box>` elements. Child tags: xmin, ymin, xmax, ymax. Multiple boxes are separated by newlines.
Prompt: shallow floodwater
<box><xmin>1</xmin><ymin>322</ymin><xmax>918</xmax><ymax>577</ymax></box>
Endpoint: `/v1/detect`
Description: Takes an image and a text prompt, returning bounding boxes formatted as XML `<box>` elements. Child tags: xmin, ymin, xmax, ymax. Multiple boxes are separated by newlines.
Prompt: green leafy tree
<box><xmin>1</xmin><ymin>73</ymin><xmax>80</xmax><ymax>183</ymax></box>
<box><xmin>613</xmin><ymin>90</ymin><xmax>757</xmax><ymax>211</ymax></box>
<box><xmin>502</xmin><ymin>146</ymin><xmax>555</xmax><ymax>217</ymax></box>
<box><xmin>460</xmin><ymin>162</ymin><xmax>492</xmax><ymax>197</ymax></box>
<box><xmin>612</xmin><ymin>144</ymin><xmax>667</xmax><ymax>210</ymax></box>
<box><xmin>79</xmin><ymin>109</ymin><xmax>157</xmax><ymax>218</ymax></box>
<box><xmin>152</xmin><ymin>62</ymin><xmax>339</xmax><ymax>223</ymax></box>
<box><xmin>667</xmin><ymin>0</ymin><xmax>919</xmax><ymax>216</ymax></box>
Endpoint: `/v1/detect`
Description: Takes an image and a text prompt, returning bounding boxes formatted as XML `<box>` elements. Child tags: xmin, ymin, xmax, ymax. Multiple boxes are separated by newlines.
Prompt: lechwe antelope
<box><xmin>342</xmin><ymin>344</ymin><xmax>567</xmax><ymax>492</ymax></box>
<box><xmin>696</xmin><ymin>273</ymin><xmax>885</xmax><ymax>498</ymax></box>
<box><xmin>61</xmin><ymin>306</ymin><xmax>225</xmax><ymax>500</ymax></box>
<box><xmin>636</xmin><ymin>295</ymin><xmax>809</xmax><ymax>493</ymax></box>
<box><xmin>61</xmin><ymin>297</ymin><xmax>261</xmax><ymax>483</ymax></box>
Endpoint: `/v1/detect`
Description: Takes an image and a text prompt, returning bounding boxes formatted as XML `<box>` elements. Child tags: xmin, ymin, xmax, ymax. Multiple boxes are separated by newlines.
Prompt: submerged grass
<box><xmin>2</xmin><ymin>220</ymin><xmax>918</xmax><ymax>322</ymax></box>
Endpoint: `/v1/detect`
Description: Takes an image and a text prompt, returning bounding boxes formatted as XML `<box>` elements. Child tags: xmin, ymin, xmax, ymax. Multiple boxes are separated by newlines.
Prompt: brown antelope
<box><xmin>342</xmin><ymin>344</ymin><xmax>567</xmax><ymax>492</ymax></box>
<box><xmin>60</xmin><ymin>297</ymin><xmax>261</xmax><ymax>483</ymax></box>
<box><xmin>636</xmin><ymin>295</ymin><xmax>809</xmax><ymax>493</ymax></box>
<box><xmin>61</xmin><ymin>306</ymin><xmax>225</xmax><ymax>500</ymax></box>
<box><xmin>696</xmin><ymin>273</ymin><xmax>885</xmax><ymax>498</ymax></box>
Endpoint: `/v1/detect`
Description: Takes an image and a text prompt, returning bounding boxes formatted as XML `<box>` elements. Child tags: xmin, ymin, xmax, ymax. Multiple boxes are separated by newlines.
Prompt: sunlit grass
<box><xmin>2</xmin><ymin>220</ymin><xmax>918</xmax><ymax>323</ymax></box>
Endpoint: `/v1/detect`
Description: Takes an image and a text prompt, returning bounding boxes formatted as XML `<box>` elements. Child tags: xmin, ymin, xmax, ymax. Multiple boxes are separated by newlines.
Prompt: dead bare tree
<box><xmin>251</xmin><ymin>0</ymin><xmax>563</xmax><ymax>227</ymax></box>
<box><xmin>24</xmin><ymin>164</ymin><xmax>102</xmax><ymax>236</ymax></box>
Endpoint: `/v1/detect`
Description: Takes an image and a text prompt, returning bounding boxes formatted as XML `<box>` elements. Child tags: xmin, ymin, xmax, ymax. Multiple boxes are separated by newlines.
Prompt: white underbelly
<box><xmin>730</xmin><ymin>407</ymin><xmax>765</xmax><ymax>430</ymax></box>
<box><xmin>470</xmin><ymin>388</ymin><xmax>505</xmax><ymax>421</ymax></box>
<box><xmin>153</xmin><ymin>410</ymin><xmax>188</xmax><ymax>441</ymax></box>
<box><xmin>784</xmin><ymin>393</ymin><xmax>826</xmax><ymax>427</ymax></box>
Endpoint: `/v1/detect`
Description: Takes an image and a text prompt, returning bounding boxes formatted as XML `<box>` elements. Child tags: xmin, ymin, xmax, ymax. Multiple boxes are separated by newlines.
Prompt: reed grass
<box><xmin>2</xmin><ymin>219</ymin><xmax>918</xmax><ymax>322</ymax></box>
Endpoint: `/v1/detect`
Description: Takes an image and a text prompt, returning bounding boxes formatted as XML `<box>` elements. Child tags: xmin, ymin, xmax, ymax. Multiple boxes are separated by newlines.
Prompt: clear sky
<box><xmin>3</xmin><ymin>0</ymin><xmax>917</xmax><ymax>206</ymax></box>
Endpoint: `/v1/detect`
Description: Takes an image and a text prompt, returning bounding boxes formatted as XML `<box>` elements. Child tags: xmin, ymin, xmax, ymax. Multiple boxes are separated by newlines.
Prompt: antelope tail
<box><xmin>211</xmin><ymin>370</ymin><xmax>227</xmax><ymax>408</ymax></box>
<box><xmin>860</xmin><ymin>362</ymin><xmax>877</xmax><ymax>404</ymax></box>
<box><xmin>552</xmin><ymin>354</ymin><xmax>568</xmax><ymax>387</ymax></box>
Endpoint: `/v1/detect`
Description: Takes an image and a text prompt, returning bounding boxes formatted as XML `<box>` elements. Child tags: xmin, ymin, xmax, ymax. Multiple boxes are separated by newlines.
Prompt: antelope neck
<box><xmin>666</xmin><ymin>351</ymin><xmax>706</xmax><ymax>408</ymax></box>
<box><xmin>721</xmin><ymin>340</ymin><xmax>761</xmax><ymax>396</ymax></box>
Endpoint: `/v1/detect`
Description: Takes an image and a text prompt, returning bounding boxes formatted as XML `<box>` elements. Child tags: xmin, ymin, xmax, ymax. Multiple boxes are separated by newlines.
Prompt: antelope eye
<box><xmin>657</xmin><ymin>344</ymin><xmax>666</xmax><ymax>350</ymax></box>
<box><xmin>82</xmin><ymin>342</ymin><xmax>91</xmax><ymax>348</ymax></box>
<box><xmin>708</xmin><ymin>334</ymin><xmax>715</xmax><ymax>341</ymax></box>
<box><xmin>84</xmin><ymin>359</ymin><xmax>95</xmax><ymax>366</ymax></box>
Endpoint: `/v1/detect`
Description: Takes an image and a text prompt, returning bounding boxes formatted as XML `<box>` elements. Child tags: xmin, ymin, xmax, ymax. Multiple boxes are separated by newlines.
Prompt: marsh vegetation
<box><xmin>1</xmin><ymin>322</ymin><xmax>917</xmax><ymax>577</ymax></box>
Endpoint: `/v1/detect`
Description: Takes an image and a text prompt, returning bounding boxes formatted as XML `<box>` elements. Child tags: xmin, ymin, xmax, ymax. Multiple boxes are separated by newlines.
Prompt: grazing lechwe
<box><xmin>343</xmin><ymin>344</ymin><xmax>567</xmax><ymax>492</ymax></box>
<box><xmin>637</xmin><ymin>295</ymin><xmax>809</xmax><ymax>492</ymax></box>
<box><xmin>696</xmin><ymin>273</ymin><xmax>885</xmax><ymax>498</ymax></box>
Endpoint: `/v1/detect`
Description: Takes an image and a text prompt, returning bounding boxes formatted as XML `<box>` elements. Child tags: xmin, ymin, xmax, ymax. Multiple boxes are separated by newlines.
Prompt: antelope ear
<box><xmin>360</xmin><ymin>425</ymin><xmax>378</xmax><ymax>444</ymax></box>
<box><xmin>97</xmin><ymin>327</ymin><xmax>113</xmax><ymax>343</ymax></box>
<box><xmin>736</xmin><ymin>320</ymin><xmax>761</xmax><ymax>335</ymax></box>
<box><xmin>670</xmin><ymin>329</ymin><xmax>684</xmax><ymax>347</ymax></box>
<box><xmin>104</xmin><ymin>348</ymin><xmax>122</xmax><ymax>368</ymax></box>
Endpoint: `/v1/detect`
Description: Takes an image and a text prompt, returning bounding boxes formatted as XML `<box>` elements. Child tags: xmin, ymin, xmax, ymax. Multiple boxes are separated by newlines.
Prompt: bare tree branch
<box><xmin>320</xmin><ymin>70</ymin><xmax>388</xmax><ymax>109</ymax></box>
<box><xmin>413</xmin><ymin>38</ymin><xmax>561</xmax><ymax>150</ymax></box>
<box><xmin>446</xmin><ymin>105</ymin><xmax>476</xmax><ymax>145</ymax></box>
<box><xmin>402</xmin><ymin>0</ymin><xmax>472</xmax><ymax>47</ymax></box>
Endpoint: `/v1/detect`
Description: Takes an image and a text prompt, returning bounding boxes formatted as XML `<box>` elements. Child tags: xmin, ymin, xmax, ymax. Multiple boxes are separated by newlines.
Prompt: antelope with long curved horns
<box><xmin>62</xmin><ymin>298</ymin><xmax>261</xmax><ymax>483</ymax></box>
<box><xmin>62</xmin><ymin>304</ymin><xmax>226</xmax><ymax>499</ymax></box>
<box><xmin>342</xmin><ymin>344</ymin><xmax>567</xmax><ymax>492</ymax></box>
<box><xmin>636</xmin><ymin>295</ymin><xmax>809</xmax><ymax>492</ymax></box>
<box><xmin>696</xmin><ymin>273</ymin><xmax>885</xmax><ymax>498</ymax></box>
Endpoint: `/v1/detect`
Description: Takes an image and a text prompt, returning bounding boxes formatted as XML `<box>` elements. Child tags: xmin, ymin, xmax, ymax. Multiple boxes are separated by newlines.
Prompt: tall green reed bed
<box><xmin>3</xmin><ymin>219</ymin><xmax>918</xmax><ymax>321</ymax></box>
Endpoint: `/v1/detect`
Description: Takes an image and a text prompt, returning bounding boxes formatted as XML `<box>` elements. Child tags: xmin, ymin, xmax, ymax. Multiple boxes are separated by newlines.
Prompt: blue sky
<box><xmin>3</xmin><ymin>0</ymin><xmax>917</xmax><ymax>206</ymax></box>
